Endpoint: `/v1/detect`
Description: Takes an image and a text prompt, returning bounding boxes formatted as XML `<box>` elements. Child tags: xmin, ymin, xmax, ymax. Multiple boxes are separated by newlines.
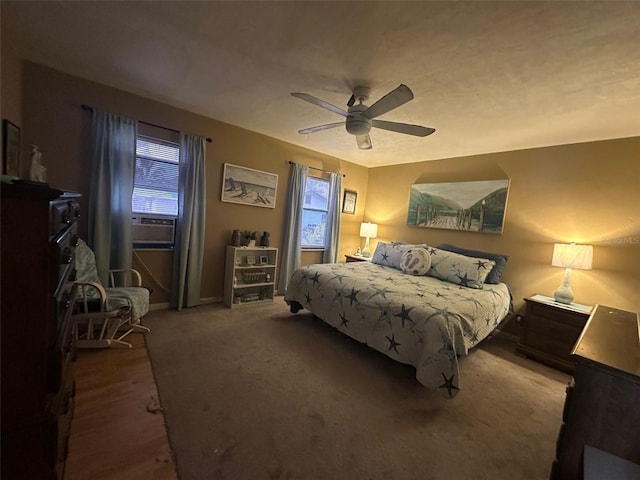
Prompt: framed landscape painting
<box><xmin>406</xmin><ymin>179</ymin><xmax>510</xmax><ymax>234</ymax></box>
<box><xmin>221</xmin><ymin>163</ymin><xmax>278</xmax><ymax>208</ymax></box>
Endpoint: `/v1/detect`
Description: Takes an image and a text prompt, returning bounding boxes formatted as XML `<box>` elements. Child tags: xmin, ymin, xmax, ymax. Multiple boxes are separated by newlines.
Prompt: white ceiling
<box><xmin>3</xmin><ymin>1</ymin><xmax>640</xmax><ymax>167</ymax></box>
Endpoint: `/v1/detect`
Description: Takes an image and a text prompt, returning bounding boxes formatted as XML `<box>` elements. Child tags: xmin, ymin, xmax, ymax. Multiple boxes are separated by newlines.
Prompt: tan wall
<box><xmin>10</xmin><ymin>61</ymin><xmax>639</xmax><ymax>317</ymax></box>
<box><xmin>19</xmin><ymin>62</ymin><xmax>369</xmax><ymax>304</ymax></box>
<box><xmin>365</xmin><ymin>138</ymin><xmax>640</xmax><ymax>319</ymax></box>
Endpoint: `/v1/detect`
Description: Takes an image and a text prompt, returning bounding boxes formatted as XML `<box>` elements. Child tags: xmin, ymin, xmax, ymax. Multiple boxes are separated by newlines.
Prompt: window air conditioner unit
<box><xmin>132</xmin><ymin>214</ymin><xmax>176</xmax><ymax>246</ymax></box>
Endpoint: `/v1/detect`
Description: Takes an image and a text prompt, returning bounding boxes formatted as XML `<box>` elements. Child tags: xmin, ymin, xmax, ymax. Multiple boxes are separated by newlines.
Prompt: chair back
<box><xmin>75</xmin><ymin>239</ymin><xmax>103</xmax><ymax>298</ymax></box>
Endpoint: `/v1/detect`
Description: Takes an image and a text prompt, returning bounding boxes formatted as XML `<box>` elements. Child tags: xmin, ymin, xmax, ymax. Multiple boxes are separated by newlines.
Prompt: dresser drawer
<box><xmin>528</xmin><ymin>301</ymin><xmax>587</xmax><ymax>328</ymax></box>
<box><xmin>51</xmin><ymin>223</ymin><xmax>78</xmax><ymax>296</ymax></box>
<box><xmin>50</xmin><ymin>199</ymin><xmax>80</xmax><ymax>238</ymax></box>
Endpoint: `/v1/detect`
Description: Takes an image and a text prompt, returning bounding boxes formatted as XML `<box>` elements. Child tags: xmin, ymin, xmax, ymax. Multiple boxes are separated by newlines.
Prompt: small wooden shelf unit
<box><xmin>224</xmin><ymin>245</ymin><xmax>278</xmax><ymax>308</ymax></box>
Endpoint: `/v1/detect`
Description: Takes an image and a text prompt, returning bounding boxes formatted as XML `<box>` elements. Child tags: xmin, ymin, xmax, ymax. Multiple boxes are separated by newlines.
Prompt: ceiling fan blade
<box><xmin>291</xmin><ymin>93</ymin><xmax>348</xmax><ymax>117</ymax></box>
<box><xmin>298</xmin><ymin>122</ymin><xmax>343</xmax><ymax>135</ymax></box>
<box><xmin>372</xmin><ymin>120</ymin><xmax>436</xmax><ymax>137</ymax></box>
<box><xmin>361</xmin><ymin>84</ymin><xmax>414</xmax><ymax>119</ymax></box>
<box><xmin>356</xmin><ymin>134</ymin><xmax>372</xmax><ymax>150</ymax></box>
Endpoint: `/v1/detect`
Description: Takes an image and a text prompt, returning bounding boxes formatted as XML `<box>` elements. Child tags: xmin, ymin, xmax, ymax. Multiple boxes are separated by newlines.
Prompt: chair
<box><xmin>65</xmin><ymin>238</ymin><xmax>150</xmax><ymax>349</ymax></box>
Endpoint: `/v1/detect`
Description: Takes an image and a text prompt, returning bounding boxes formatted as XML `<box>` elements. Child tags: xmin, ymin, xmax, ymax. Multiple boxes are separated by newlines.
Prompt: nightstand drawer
<box><xmin>525</xmin><ymin>314</ymin><xmax>583</xmax><ymax>339</ymax></box>
<box><xmin>523</xmin><ymin>329</ymin><xmax>578</xmax><ymax>360</ymax></box>
<box><xmin>528</xmin><ymin>302</ymin><xmax>587</xmax><ymax>328</ymax></box>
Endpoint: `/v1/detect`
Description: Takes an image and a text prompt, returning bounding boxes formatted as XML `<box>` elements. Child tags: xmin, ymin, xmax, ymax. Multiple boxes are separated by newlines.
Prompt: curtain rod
<box><xmin>81</xmin><ymin>104</ymin><xmax>212</xmax><ymax>143</ymax></box>
<box><xmin>288</xmin><ymin>161</ymin><xmax>346</xmax><ymax>177</ymax></box>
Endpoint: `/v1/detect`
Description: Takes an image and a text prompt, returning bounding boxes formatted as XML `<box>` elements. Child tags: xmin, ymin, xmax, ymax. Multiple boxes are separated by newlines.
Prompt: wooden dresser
<box><xmin>1</xmin><ymin>182</ymin><xmax>80</xmax><ymax>480</ymax></box>
<box><xmin>550</xmin><ymin>304</ymin><xmax>640</xmax><ymax>479</ymax></box>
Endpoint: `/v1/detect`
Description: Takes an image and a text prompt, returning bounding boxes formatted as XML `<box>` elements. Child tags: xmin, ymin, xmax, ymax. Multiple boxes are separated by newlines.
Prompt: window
<box><xmin>132</xmin><ymin>135</ymin><xmax>179</xmax><ymax>216</ymax></box>
<box><xmin>301</xmin><ymin>176</ymin><xmax>330</xmax><ymax>248</ymax></box>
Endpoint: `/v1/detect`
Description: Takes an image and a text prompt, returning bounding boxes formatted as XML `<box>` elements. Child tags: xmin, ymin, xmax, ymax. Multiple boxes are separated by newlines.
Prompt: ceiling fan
<box><xmin>291</xmin><ymin>84</ymin><xmax>435</xmax><ymax>150</ymax></box>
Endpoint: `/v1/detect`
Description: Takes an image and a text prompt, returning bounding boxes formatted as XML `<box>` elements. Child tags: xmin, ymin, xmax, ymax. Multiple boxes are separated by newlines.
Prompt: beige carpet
<box><xmin>144</xmin><ymin>299</ymin><xmax>570</xmax><ymax>480</ymax></box>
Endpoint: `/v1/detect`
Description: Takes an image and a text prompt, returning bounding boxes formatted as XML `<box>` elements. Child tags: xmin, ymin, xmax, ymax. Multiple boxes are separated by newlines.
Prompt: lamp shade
<box><xmin>552</xmin><ymin>243</ymin><xmax>593</xmax><ymax>270</ymax></box>
<box><xmin>359</xmin><ymin>222</ymin><xmax>378</xmax><ymax>239</ymax></box>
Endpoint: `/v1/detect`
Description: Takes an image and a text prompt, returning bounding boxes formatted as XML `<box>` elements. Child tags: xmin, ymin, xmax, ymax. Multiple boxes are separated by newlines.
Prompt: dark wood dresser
<box><xmin>551</xmin><ymin>304</ymin><xmax>640</xmax><ymax>479</ymax></box>
<box><xmin>1</xmin><ymin>182</ymin><xmax>80</xmax><ymax>479</ymax></box>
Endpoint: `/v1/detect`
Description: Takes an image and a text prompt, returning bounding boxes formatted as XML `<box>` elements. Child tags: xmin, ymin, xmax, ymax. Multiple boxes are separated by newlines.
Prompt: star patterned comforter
<box><xmin>284</xmin><ymin>262</ymin><xmax>512</xmax><ymax>398</ymax></box>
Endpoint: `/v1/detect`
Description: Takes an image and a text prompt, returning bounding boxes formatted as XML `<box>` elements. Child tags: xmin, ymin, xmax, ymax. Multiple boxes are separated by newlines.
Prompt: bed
<box><xmin>284</xmin><ymin>242</ymin><xmax>512</xmax><ymax>398</ymax></box>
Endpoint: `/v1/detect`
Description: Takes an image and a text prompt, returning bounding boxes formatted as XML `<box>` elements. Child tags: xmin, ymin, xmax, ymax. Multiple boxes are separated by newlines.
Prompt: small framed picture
<box><xmin>342</xmin><ymin>189</ymin><xmax>357</xmax><ymax>214</ymax></box>
<box><xmin>234</xmin><ymin>256</ymin><xmax>241</xmax><ymax>265</ymax></box>
<box><xmin>2</xmin><ymin>119</ymin><xmax>20</xmax><ymax>177</ymax></box>
<box><xmin>259</xmin><ymin>255</ymin><xmax>269</xmax><ymax>265</ymax></box>
<box><xmin>246</xmin><ymin>255</ymin><xmax>256</xmax><ymax>265</ymax></box>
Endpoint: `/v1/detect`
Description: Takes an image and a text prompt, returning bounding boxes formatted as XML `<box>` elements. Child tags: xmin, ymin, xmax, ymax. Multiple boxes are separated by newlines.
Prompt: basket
<box><xmin>242</xmin><ymin>271</ymin><xmax>267</xmax><ymax>284</ymax></box>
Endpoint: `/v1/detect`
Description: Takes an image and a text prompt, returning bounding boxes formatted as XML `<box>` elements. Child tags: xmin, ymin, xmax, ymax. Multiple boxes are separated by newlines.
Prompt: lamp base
<box><xmin>554</xmin><ymin>268</ymin><xmax>574</xmax><ymax>304</ymax></box>
<box><xmin>361</xmin><ymin>237</ymin><xmax>371</xmax><ymax>258</ymax></box>
<box><xmin>553</xmin><ymin>287</ymin><xmax>574</xmax><ymax>304</ymax></box>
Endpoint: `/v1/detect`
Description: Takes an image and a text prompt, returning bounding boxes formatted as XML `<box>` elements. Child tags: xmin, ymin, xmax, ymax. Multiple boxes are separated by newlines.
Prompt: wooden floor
<box><xmin>64</xmin><ymin>332</ymin><xmax>178</xmax><ymax>480</ymax></box>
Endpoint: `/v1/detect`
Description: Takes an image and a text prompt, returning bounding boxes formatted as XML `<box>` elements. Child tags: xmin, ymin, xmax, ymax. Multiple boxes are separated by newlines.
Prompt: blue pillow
<box><xmin>437</xmin><ymin>243</ymin><xmax>508</xmax><ymax>284</ymax></box>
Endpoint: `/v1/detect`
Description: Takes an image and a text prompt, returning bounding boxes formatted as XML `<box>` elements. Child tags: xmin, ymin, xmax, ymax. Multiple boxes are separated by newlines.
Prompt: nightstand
<box><xmin>344</xmin><ymin>254</ymin><xmax>372</xmax><ymax>263</ymax></box>
<box><xmin>516</xmin><ymin>294</ymin><xmax>593</xmax><ymax>373</ymax></box>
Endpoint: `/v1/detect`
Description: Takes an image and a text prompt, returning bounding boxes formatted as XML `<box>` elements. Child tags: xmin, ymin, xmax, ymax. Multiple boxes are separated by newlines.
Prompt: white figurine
<box><xmin>29</xmin><ymin>145</ymin><xmax>47</xmax><ymax>182</ymax></box>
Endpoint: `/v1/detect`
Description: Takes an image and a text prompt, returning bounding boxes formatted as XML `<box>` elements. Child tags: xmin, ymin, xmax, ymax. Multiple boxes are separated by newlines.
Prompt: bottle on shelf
<box><xmin>260</xmin><ymin>231</ymin><xmax>270</xmax><ymax>247</ymax></box>
<box><xmin>231</xmin><ymin>229</ymin><xmax>241</xmax><ymax>246</ymax></box>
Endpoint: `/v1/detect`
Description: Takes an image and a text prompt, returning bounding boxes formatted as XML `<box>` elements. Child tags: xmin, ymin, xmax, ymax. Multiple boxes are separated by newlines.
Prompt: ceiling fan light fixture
<box><xmin>346</xmin><ymin>103</ymin><xmax>371</xmax><ymax>136</ymax></box>
<box><xmin>356</xmin><ymin>134</ymin><xmax>372</xmax><ymax>150</ymax></box>
<box><xmin>346</xmin><ymin>117</ymin><xmax>372</xmax><ymax>136</ymax></box>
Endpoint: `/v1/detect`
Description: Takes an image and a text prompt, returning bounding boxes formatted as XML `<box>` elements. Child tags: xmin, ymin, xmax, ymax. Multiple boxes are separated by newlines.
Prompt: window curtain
<box><xmin>88</xmin><ymin>109</ymin><xmax>137</xmax><ymax>284</ymax></box>
<box><xmin>277</xmin><ymin>163</ymin><xmax>308</xmax><ymax>295</ymax></box>
<box><xmin>171</xmin><ymin>134</ymin><xmax>207</xmax><ymax>310</ymax></box>
<box><xmin>322</xmin><ymin>172</ymin><xmax>343</xmax><ymax>264</ymax></box>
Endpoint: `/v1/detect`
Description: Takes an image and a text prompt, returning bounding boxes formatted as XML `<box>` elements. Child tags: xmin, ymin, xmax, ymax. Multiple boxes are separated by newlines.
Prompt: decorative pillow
<box><xmin>426</xmin><ymin>247</ymin><xmax>495</xmax><ymax>289</ymax></box>
<box><xmin>371</xmin><ymin>242</ymin><xmax>428</xmax><ymax>270</ymax></box>
<box><xmin>437</xmin><ymin>243</ymin><xmax>508</xmax><ymax>284</ymax></box>
<box><xmin>400</xmin><ymin>247</ymin><xmax>431</xmax><ymax>275</ymax></box>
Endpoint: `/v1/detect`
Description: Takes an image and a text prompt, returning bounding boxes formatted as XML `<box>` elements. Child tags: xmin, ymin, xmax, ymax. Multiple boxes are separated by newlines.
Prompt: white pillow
<box><xmin>400</xmin><ymin>247</ymin><xmax>432</xmax><ymax>275</ymax></box>
<box><xmin>372</xmin><ymin>242</ymin><xmax>428</xmax><ymax>270</ymax></box>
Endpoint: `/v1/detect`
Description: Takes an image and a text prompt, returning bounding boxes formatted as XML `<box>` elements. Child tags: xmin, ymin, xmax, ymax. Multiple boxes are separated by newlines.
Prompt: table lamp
<box><xmin>551</xmin><ymin>242</ymin><xmax>593</xmax><ymax>304</ymax></box>
<box><xmin>359</xmin><ymin>222</ymin><xmax>378</xmax><ymax>258</ymax></box>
